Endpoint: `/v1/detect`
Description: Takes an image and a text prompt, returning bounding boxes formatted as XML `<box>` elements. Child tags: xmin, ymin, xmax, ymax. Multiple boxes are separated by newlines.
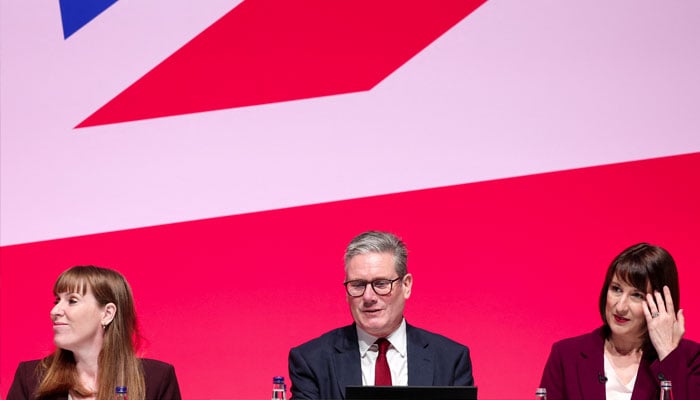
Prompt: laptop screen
<box><xmin>345</xmin><ymin>385</ymin><xmax>478</xmax><ymax>400</ymax></box>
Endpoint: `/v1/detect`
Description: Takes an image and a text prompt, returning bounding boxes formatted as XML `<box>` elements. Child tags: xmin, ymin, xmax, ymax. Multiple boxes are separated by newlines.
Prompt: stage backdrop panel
<box><xmin>2</xmin><ymin>0</ymin><xmax>700</xmax><ymax>399</ymax></box>
<box><xmin>2</xmin><ymin>153</ymin><xmax>698</xmax><ymax>399</ymax></box>
<box><xmin>2</xmin><ymin>1</ymin><xmax>699</xmax><ymax>245</ymax></box>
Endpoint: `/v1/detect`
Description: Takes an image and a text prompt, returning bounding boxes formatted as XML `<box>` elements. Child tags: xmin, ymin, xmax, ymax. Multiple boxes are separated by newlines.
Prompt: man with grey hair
<box><xmin>288</xmin><ymin>231</ymin><xmax>474</xmax><ymax>399</ymax></box>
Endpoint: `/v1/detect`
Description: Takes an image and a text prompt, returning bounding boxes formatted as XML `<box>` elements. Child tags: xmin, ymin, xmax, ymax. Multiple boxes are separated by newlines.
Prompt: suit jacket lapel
<box><xmin>631</xmin><ymin>356</ymin><xmax>657</xmax><ymax>400</ymax></box>
<box><xmin>577</xmin><ymin>329</ymin><xmax>659</xmax><ymax>400</ymax></box>
<box><xmin>577</xmin><ymin>329</ymin><xmax>606</xmax><ymax>400</ymax></box>
<box><xmin>407</xmin><ymin>324</ymin><xmax>434</xmax><ymax>386</ymax></box>
<box><xmin>333</xmin><ymin>325</ymin><xmax>362</xmax><ymax>398</ymax></box>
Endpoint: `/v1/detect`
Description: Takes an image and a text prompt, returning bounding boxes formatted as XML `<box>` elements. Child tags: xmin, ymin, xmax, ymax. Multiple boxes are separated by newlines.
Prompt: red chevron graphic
<box><xmin>77</xmin><ymin>0</ymin><xmax>487</xmax><ymax>127</ymax></box>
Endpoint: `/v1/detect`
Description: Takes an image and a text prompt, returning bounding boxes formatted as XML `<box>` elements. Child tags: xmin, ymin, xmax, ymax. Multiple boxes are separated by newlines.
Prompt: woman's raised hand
<box><xmin>644</xmin><ymin>285</ymin><xmax>685</xmax><ymax>360</ymax></box>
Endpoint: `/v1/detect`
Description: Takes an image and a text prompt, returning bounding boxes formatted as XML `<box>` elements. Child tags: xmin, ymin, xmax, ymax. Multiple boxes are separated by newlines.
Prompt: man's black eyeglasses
<box><xmin>343</xmin><ymin>276</ymin><xmax>403</xmax><ymax>297</ymax></box>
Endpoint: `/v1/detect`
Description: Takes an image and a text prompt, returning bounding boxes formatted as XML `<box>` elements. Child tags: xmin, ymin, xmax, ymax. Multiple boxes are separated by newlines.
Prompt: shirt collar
<box><xmin>357</xmin><ymin>318</ymin><xmax>407</xmax><ymax>357</ymax></box>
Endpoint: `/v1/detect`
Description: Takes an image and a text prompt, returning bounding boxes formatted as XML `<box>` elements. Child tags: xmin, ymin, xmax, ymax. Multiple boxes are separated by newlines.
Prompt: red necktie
<box><xmin>375</xmin><ymin>338</ymin><xmax>392</xmax><ymax>386</ymax></box>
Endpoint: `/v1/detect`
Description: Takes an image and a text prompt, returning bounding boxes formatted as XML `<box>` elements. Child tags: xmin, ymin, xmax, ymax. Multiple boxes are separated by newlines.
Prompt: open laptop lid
<box><xmin>345</xmin><ymin>385</ymin><xmax>477</xmax><ymax>400</ymax></box>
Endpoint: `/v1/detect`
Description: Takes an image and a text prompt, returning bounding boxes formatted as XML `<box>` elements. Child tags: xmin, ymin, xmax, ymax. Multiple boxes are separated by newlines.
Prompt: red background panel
<box><xmin>78</xmin><ymin>0</ymin><xmax>487</xmax><ymax>127</ymax></box>
<box><xmin>1</xmin><ymin>153</ymin><xmax>698</xmax><ymax>399</ymax></box>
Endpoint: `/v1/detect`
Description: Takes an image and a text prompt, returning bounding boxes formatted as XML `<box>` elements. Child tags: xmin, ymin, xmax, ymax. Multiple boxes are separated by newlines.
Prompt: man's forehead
<box><xmin>346</xmin><ymin>253</ymin><xmax>396</xmax><ymax>276</ymax></box>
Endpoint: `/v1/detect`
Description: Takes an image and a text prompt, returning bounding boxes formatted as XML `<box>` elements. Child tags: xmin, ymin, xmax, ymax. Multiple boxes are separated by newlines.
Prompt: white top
<box><xmin>604</xmin><ymin>351</ymin><xmax>636</xmax><ymax>400</ymax></box>
<box><xmin>357</xmin><ymin>318</ymin><xmax>408</xmax><ymax>386</ymax></box>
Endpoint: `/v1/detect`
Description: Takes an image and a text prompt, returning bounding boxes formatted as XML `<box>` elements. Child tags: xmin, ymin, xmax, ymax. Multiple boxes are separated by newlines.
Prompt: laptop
<box><xmin>345</xmin><ymin>385</ymin><xmax>477</xmax><ymax>400</ymax></box>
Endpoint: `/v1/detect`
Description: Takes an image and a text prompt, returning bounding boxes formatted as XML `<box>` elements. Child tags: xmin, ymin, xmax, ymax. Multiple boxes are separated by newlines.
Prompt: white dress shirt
<box><xmin>604</xmin><ymin>351</ymin><xmax>635</xmax><ymax>400</ymax></box>
<box><xmin>357</xmin><ymin>318</ymin><xmax>408</xmax><ymax>386</ymax></box>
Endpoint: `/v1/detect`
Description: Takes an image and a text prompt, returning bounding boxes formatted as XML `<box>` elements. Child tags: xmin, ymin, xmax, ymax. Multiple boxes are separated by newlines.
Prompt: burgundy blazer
<box><xmin>539</xmin><ymin>327</ymin><xmax>700</xmax><ymax>400</ymax></box>
<box><xmin>7</xmin><ymin>358</ymin><xmax>182</xmax><ymax>400</ymax></box>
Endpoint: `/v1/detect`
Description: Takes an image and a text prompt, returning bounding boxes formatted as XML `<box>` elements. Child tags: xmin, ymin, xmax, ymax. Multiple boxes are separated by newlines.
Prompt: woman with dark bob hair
<box><xmin>539</xmin><ymin>243</ymin><xmax>700</xmax><ymax>399</ymax></box>
<box><xmin>8</xmin><ymin>266</ymin><xmax>181</xmax><ymax>400</ymax></box>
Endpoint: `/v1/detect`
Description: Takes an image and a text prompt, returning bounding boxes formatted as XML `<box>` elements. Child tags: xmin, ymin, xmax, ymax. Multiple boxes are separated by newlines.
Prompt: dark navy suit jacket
<box><xmin>288</xmin><ymin>322</ymin><xmax>474</xmax><ymax>400</ymax></box>
<box><xmin>540</xmin><ymin>327</ymin><xmax>700</xmax><ymax>400</ymax></box>
<box><xmin>8</xmin><ymin>358</ymin><xmax>181</xmax><ymax>400</ymax></box>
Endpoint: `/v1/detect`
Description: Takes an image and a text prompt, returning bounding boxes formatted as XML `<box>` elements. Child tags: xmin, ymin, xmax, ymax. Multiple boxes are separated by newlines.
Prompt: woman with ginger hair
<box><xmin>8</xmin><ymin>265</ymin><xmax>181</xmax><ymax>400</ymax></box>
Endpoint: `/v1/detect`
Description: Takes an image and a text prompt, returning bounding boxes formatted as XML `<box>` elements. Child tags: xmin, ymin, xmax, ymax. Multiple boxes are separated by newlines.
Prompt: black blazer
<box><xmin>288</xmin><ymin>322</ymin><xmax>474</xmax><ymax>399</ymax></box>
<box><xmin>7</xmin><ymin>358</ymin><xmax>182</xmax><ymax>400</ymax></box>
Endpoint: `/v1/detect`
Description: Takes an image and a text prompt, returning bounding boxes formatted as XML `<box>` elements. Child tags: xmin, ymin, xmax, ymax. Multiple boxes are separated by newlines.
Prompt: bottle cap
<box><xmin>116</xmin><ymin>386</ymin><xmax>128</xmax><ymax>394</ymax></box>
<box><xmin>536</xmin><ymin>388</ymin><xmax>547</xmax><ymax>395</ymax></box>
<box><xmin>273</xmin><ymin>376</ymin><xmax>285</xmax><ymax>384</ymax></box>
<box><xmin>660</xmin><ymin>380</ymin><xmax>672</xmax><ymax>388</ymax></box>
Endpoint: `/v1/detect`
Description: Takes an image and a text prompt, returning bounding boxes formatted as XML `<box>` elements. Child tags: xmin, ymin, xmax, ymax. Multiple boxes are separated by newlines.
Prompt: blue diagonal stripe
<box><xmin>59</xmin><ymin>0</ymin><xmax>118</xmax><ymax>39</ymax></box>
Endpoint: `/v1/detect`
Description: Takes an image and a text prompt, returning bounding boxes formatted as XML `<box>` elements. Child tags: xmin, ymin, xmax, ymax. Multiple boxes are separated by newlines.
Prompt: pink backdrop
<box><xmin>2</xmin><ymin>0</ymin><xmax>700</xmax><ymax>399</ymax></box>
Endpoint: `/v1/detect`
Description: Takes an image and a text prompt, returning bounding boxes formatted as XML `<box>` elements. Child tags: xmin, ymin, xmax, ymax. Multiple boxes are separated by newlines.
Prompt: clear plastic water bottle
<box><xmin>272</xmin><ymin>376</ymin><xmax>286</xmax><ymax>400</ymax></box>
<box><xmin>535</xmin><ymin>388</ymin><xmax>547</xmax><ymax>400</ymax></box>
<box><xmin>660</xmin><ymin>380</ymin><xmax>673</xmax><ymax>400</ymax></box>
<box><xmin>115</xmin><ymin>386</ymin><xmax>128</xmax><ymax>400</ymax></box>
